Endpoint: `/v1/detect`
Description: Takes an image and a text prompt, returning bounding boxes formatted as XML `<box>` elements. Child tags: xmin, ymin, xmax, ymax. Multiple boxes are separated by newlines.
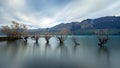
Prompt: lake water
<box><xmin>0</xmin><ymin>35</ymin><xmax>120</xmax><ymax>68</ymax></box>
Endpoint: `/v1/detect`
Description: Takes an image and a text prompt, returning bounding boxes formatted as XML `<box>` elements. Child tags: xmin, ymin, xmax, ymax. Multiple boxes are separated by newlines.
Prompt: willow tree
<box><xmin>56</xmin><ymin>28</ymin><xmax>69</xmax><ymax>44</ymax></box>
<box><xmin>34</xmin><ymin>33</ymin><xmax>40</xmax><ymax>43</ymax></box>
<box><xmin>94</xmin><ymin>29</ymin><xmax>109</xmax><ymax>47</ymax></box>
<box><xmin>1</xmin><ymin>21</ymin><xmax>28</xmax><ymax>40</ymax></box>
<box><xmin>31</xmin><ymin>33</ymin><xmax>40</xmax><ymax>43</ymax></box>
<box><xmin>45</xmin><ymin>32</ymin><xmax>52</xmax><ymax>44</ymax></box>
<box><xmin>71</xmin><ymin>34</ymin><xmax>80</xmax><ymax>45</ymax></box>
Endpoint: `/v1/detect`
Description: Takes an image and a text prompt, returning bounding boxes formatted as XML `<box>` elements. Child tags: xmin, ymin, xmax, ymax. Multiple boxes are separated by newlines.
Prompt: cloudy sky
<box><xmin>0</xmin><ymin>0</ymin><xmax>120</xmax><ymax>28</ymax></box>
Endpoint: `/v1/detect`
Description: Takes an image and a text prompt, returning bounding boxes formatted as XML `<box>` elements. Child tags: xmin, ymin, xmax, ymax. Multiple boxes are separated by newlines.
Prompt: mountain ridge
<box><xmin>31</xmin><ymin>16</ymin><xmax>120</xmax><ymax>35</ymax></box>
<box><xmin>1</xmin><ymin>16</ymin><xmax>120</xmax><ymax>35</ymax></box>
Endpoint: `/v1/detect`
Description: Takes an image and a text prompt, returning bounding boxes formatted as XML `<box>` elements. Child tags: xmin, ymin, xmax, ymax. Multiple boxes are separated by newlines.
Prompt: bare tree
<box><xmin>1</xmin><ymin>21</ymin><xmax>28</xmax><ymax>40</ymax></box>
<box><xmin>56</xmin><ymin>28</ymin><xmax>69</xmax><ymax>44</ymax></box>
<box><xmin>31</xmin><ymin>33</ymin><xmax>40</xmax><ymax>43</ymax></box>
<box><xmin>72</xmin><ymin>34</ymin><xmax>80</xmax><ymax>45</ymax></box>
<box><xmin>94</xmin><ymin>29</ymin><xmax>109</xmax><ymax>47</ymax></box>
<box><xmin>44</xmin><ymin>32</ymin><xmax>52</xmax><ymax>44</ymax></box>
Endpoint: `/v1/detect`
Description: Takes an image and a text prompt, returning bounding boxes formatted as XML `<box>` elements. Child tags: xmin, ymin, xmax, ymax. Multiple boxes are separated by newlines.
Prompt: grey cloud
<box><xmin>0</xmin><ymin>0</ymin><xmax>120</xmax><ymax>28</ymax></box>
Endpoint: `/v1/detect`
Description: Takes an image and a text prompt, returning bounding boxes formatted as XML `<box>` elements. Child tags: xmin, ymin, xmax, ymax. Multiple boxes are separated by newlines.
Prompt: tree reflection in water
<box><xmin>72</xmin><ymin>45</ymin><xmax>79</xmax><ymax>55</ymax></box>
<box><xmin>0</xmin><ymin>35</ymin><xmax>119</xmax><ymax>68</ymax></box>
<box><xmin>44</xmin><ymin>43</ymin><xmax>51</xmax><ymax>57</ymax></box>
<box><xmin>32</xmin><ymin>42</ymin><xmax>40</xmax><ymax>56</ymax></box>
<box><xmin>97</xmin><ymin>46</ymin><xmax>111</xmax><ymax>68</ymax></box>
<box><xmin>0</xmin><ymin>40</ymin><xmax>28</xmax><ymax>68</ymax></box>
<box><xmin>55</xmin><ymin>43</ymin><xmax>68</xmax><ymax>59</ymax></box>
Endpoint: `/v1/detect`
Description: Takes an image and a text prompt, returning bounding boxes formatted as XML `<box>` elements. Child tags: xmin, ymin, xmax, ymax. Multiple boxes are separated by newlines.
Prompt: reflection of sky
<box><xmin>0</xmin><ymin>0</ymin><xmax>120</xmax><ymax>28</ymax></box>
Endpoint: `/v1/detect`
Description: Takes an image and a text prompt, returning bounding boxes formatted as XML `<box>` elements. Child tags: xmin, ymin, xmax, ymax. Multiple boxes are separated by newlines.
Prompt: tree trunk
<box><xmin>46</xmin><ymin>39</ymin><xmax>49</xmax><ymax>44</ymax></box>
<box><xmin>59</xmin><ymin>39</ymin><xmax>64</xmax><ymax>45</ymax></box>
<box><xmin>36</xmin><ymin>39</ymin><xmax>38</xmax><ymax>43</ymax></box>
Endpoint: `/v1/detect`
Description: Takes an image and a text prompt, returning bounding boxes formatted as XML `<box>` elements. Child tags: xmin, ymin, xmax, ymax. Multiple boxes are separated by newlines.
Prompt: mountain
<box><xmin>88</xmin><ymin>16</ymin><xmax>120</xmax><ymax>29</ymax></box>
<box><xmin>1</xmin><ymin>16</ymin><xmax>120</xmax><ymax>35</ymax></box>
<box><xmin>41</xmin><ymin>16</ymin><xmax>120</xmax><ymax>35</ymax></box>
<box><xmin>50</xmin><ymin>16</ymin><xmax>120</xmax><ymax>30</ymax></box>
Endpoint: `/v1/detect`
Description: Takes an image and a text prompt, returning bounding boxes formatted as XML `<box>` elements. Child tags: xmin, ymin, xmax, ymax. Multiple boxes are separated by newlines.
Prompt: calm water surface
<box><xmin>0</xmin><ymin>35</ymin><xmax>120</xmax><ymax>68</ymax></box>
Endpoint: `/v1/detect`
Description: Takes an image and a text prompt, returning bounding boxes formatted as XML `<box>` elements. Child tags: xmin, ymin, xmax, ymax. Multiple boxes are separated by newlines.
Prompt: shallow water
<box><xmin>0</xmin><ymin>35</ymin><xmax>120</xmax><ymax>68</ymax></box>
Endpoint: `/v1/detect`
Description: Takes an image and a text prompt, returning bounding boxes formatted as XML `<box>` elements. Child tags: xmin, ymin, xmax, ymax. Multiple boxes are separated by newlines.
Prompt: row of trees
<box><xmin>1</xmin><ymin>21</ymin><xmax>76</xmax><ymax>45</ymax></box>
<box><xmin>1</xmin><ymin>21</ymin><xmax>109</xmax><ymax>47</ymax></box>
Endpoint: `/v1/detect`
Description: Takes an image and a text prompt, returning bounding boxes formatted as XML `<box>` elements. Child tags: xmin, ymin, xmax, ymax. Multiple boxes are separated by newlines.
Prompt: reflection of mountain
<box><xmin>29</xmin><ymin>16</ymin><xmax>120</xmax><ymax>35</ymax></box>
